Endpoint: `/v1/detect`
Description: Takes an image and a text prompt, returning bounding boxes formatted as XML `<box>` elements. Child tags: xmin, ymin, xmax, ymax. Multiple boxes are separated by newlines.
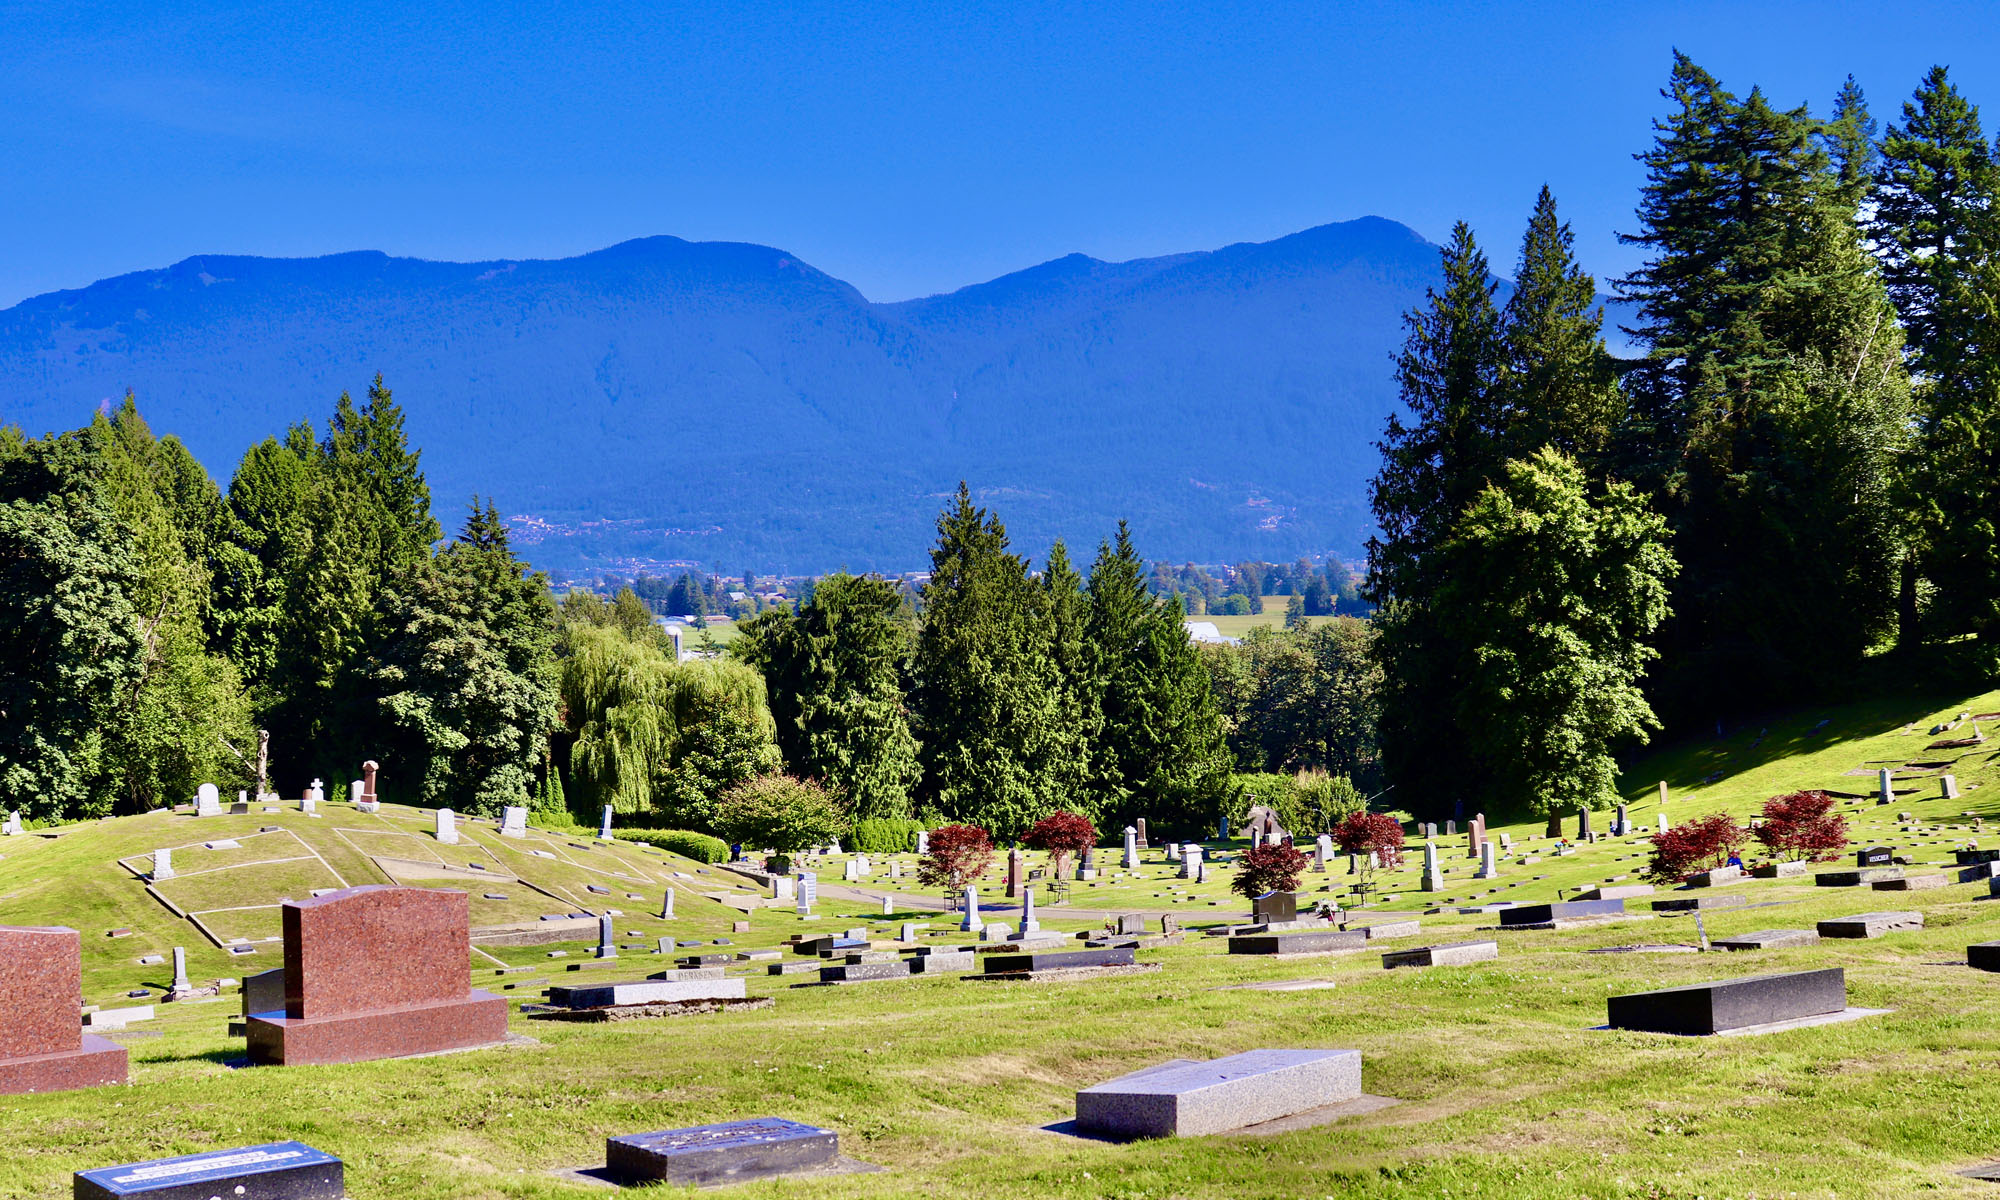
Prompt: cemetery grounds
<box><xmin>4</xmin><ymin>690</ymin><xmax>2000</xmax><ymax>1196</ymax></box>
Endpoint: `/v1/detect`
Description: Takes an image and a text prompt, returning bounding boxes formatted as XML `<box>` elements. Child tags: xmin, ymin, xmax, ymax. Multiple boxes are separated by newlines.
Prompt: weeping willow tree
<box><xmin>558</xmin><ymin>622</ymin><xmax>778</xmax><ymax>832</ymax></box>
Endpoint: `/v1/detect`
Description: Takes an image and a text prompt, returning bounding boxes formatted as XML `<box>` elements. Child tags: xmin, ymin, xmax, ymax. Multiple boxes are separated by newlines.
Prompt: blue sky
<box><xmin>3</xmin><ymin>1</ymin><xmax>1995</xmax><ymax>307</ymax></box>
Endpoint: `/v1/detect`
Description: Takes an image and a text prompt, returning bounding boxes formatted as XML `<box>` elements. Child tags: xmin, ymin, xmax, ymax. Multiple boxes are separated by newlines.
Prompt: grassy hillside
<box><xmin>5</xmin><ymin>685</ymin><xmax>2000</xmax><ymax>1197</ymax></box>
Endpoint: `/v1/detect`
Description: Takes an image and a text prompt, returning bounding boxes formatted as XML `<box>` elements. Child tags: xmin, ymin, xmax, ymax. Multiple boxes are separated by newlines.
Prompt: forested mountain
<box><xmin>0</xmin><ymin>218</ymin><xmax>1446</xmax><ymax>572</ymax></box>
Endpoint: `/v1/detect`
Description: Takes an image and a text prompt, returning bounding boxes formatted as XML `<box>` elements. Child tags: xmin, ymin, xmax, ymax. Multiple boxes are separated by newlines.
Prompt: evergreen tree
<box><xmin>1872</xmin><ymin>67</ymin><xmax>2000</xmax><ymax>667</ymax></box>
<box><xmin>909</xmin><ymin>485</ymin><xmax>1073</xmax><ymax>837</ymax></box>
<box><xmin>1368</xmin><ymin>221</ymin><xmax>1507</xmax><ymax>818</ymax></box>
<box><xmin>1823</xmin><ymin>75</ymin><xmax>1879</xmax><ymax>211</ymax></box>
<box><xmin>366</xmin><ymin>500</ymin><xmax>559</xmax><ymax>814</ymax></box>
<box><xmin>736</xmin><ymin>572</ymin><xmax>920</xmax><ymax>821</ymax></box>
<box><xmin>1617</xmin><ymin>55</ymin><xmax>1911</xmax><ymax>710</ymax></box>
<box><xmin>1498</xmin><ymin>187</ymin><xmax>1625</xmax><ymax>467</ymax></box>
<box><xmin>1086</xmin><ymin>523</ymin><xmax>1229</xmax><ymax>833</ymax></box>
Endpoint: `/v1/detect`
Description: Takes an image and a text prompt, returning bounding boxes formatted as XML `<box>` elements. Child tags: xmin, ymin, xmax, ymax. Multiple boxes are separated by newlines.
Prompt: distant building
<box><xmin>1184</xmin><ymin>620</ymin><xmax>1239</xmax><ymax>647</ymax></box>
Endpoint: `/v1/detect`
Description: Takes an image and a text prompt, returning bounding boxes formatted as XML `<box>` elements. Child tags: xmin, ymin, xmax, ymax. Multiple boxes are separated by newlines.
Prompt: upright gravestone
<box><xmin>1944</xmin><ymin>774</ymin><xmax>1961</xmax><ymax>800</ymax></box>
<box><xmin>349</xmin><ymin>780</ymin><xmax>364</xmax><ymax>806</ymax></box>
<box><xmin>661</xmin><ymin>889</ymin><xmax>676</xmax><ymax>919</ymax></box>
<box><xmin>1250</xmin><ymin>827</ymin><xmax>1264</xmax><ymax>850</ymax></box>
<box><xmin>357</xmin><ymin>761</ymin><xmax>380</xmax><ymax>813</ymax></box>
<box><xmin>1878</xmin><ymin>767</ymin><xmax>1894</xmax><ymax>806</ymax></box>
<box><xmin>1020</xmin><ymin>885</ymin><xmax>1039</xmax><ymax>934</ymax></box>
<box><xmin>600</xmin><ymin>805</ymin><xmax>615</xmax><ymax>841</ymax></box>
<box><xmin>1577</xmin><ymin>807</ymin><xmax>1592</xmax><ymax>838</ymax></box>
<box><xmin>1656</xmin><ymin>811</ymin><xmax>1672</xmax><ymax>834</ymax></box>
<box><xmin>435</xmin><ymin>808</ymin><xmax>458</xmax><ymax>845</ymax></box>
<box><xmin>195</xmin><ymin>783</ymin><xmax>221</xmax><ymax>817</ymax></box>
<box><xmin>1135</xmin><ymin>818</ymin><xmax>1148</xmax><ymax>848</ymax></box>
<box><xmin>1445</xmin><ymin>820</ymin><xmax>1456</xmax><ymax>837</ymax></box>
<box><xmin>770</xmin><ymin>876</ymin><xmax>795</xmax><ymax>902</ymax></box>
<box><xmin>1613</xmin><ymin>804</ymin><xmax>1630</xmax><ymax>837</ymax></box>
<box><xmin>0</xmin><ymin>810</ymin><xmax>18</xmax><ymax>836</ymax></box>
<box><xmin>1123</xmin><ymin>826</ymin><xmax>1139</xmax><ymax>869</ymax></box>
<box><xmin>596</xmin><ymin>915</ymin><xmax>617</xmax><ymax>959</ymax></box>
<box><xmin>500</xmin><ymin>806</ymin><xmax>528</xmax><ymax>838</ymax></box>
<box><xmin>1006</xmin><ymin>848</ymin><xmax>1025</xmax><ymax>898</ymax></box>
<box><xmin>244</xmin><ymin>885</ymin><xmax>508</xmax><ymax>1066</ymax></box>
<box><xmin>168</xmin><ymin>946</ymin><xmax>194</xmax><ymax>999</ymax></box>
<box><xmin>1421</xmin><ymin>841</ymin><xmax>1443</xmax><ymax>892</ymax></box>
<box><xmin>306</xmin><ymin>778</ymin><xmax>324</xmax><ymax>809</ymax></box>
<box><xmin>961</xmin><ymin>886</ymin><xmax>983</xmax><ymax>933</ymax></box>
<box><xmin>1658</xmin><ymin>779</ymin><xmax>1669</xmax><ymax>807</ymax></box>
<box><xmin>1474</xmin><ymin>841</ymin><xmax>1499</xmax><ymax>880</ymax></box>
<box><xmin>1219</xmin><ymin>815</ymin><xmax>1230</xmax><ymax>840</ymax></box>
<box><xmin>1315</xmin><ymin>834</ymin><xmax>1334</xmax><ymax>873</ymax></box>
<box><xmin>915</xmin><ymin>829</ymin><xmax>929</xmax><ymax>855</ymax></box>
<box><xmin>152</xmin><ymin>848</ymin><xmax>174</xmax><ymax>881</ymax></box>
<box><xmin>0</xmin><ymin>925</ymin><xmax>128</xmax><ymax>1094</ymax></box>
<box><xmin>795</xmin><ymin>873</ymin><xmax>817</xmax><ymax>915</ymax></box>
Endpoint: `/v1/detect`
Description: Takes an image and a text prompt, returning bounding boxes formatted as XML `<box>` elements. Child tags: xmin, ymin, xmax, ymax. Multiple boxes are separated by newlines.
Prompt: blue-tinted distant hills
<box><xmin>0</xmin><ymin>217</ymin><xmax>1455</xmax><ymax>575</ymax></box>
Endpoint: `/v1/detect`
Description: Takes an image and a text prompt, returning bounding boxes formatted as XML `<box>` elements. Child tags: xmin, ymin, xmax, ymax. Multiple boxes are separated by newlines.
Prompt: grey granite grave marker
<box><xmin>74</xmin><ymin>1141</ymin><xmax>344</xmax><ymax>1200</ymax></box>
<box><xmin>1074</xmin><ymin>1049</ymin><xmax>1362</xmax><ymax>1139</ymax></box>
<box><xmin>606</xmin><ymin>1118</ymin><xmax>839</xmax><ymax>1187</ymax></box>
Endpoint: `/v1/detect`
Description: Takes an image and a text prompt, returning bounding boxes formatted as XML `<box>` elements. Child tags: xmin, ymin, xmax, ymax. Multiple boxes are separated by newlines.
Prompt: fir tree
<box><xmin>1498</xmin><ymin>186</ymin><xmax>1625</xmax><ymax>468</ymax></box>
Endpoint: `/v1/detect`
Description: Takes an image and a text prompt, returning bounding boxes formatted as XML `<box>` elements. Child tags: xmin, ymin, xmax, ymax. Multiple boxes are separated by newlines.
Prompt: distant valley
<box><xmin>0</xmin><ymin>217</ymin><xmax>1457</xmax><ymax>574</ymax></box>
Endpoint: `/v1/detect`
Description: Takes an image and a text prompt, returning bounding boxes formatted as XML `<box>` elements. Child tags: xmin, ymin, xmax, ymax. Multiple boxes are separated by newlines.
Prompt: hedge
<box><xmin>852</xmin><ymin>817</ymin><xmax>926</xmax><ymax>854</ymax></box>
<box><xmin>614</xmin><ymin>828</ymin><xmax>730</xmax><ymax>863</ymax></box>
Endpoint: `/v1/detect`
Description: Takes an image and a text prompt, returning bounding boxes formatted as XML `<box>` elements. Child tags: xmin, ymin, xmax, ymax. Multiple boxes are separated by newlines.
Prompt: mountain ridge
<box><xmin>0</xmin><ymin>218</ymin><xmax>1452</xmax><ymax>575</ymax></box>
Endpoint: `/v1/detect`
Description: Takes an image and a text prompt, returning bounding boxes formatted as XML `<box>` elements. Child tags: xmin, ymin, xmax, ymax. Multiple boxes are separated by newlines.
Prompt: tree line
<box><xmin>1369</xmin><ymin>58</ymin><xmax>2000</xmax><ymax>831</ymax></box>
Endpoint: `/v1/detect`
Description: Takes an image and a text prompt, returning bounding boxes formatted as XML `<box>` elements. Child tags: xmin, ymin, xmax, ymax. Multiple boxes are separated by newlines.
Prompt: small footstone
<box><xmin>1871</xmin><ymin>873</ymin><xmax>1947</xmax><ymax>891</ymax></box>
<box><xmin>1651</xmin><ymin>894</ymin><xmax>1747</xmax><ymax>913</ymax></box>
<box><xmin>1816</xmin><ymin>911</ymin><xmax>1922</xmax><ymax>939</ymax></box>
<box><xmin>1381</xmin><ymin>940</ymin><xmax>1498</xmax><ymax>970</ymax></box>
<box><xmin>1708</xmin><ymin>929</ymin><xmax>1819</xmax><ymax>952</ymax></box>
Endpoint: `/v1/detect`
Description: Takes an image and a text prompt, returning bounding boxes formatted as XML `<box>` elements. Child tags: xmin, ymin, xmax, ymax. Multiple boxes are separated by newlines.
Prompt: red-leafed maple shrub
<box><xmin>1332</xmin><ymin>810</ymin><xmax>1406</xmax><ymax>898</ymax></box>
<box><xmin>1020</xmin><ymin>811</ymin><xmax>1097</xmax><ymax>878</ymax></box>
<box><xmin>1753</xmin><ymin>790</ymin><xmax>1847</xmax><ymax>862</ymax></box>
<box><xmin>1232</xmin><ymin>841</ymin><xmax>1310</xmax><ymax>900</ymax></box>
<box><xmin>1644</xmin><ymin>812</ymin><xmax>1747</xmax><ymax>883</ymax></box>
<box><xmin>918</xmin><ymin>824</ymin><xmax>994</xmax><ymax>898</ymax></box>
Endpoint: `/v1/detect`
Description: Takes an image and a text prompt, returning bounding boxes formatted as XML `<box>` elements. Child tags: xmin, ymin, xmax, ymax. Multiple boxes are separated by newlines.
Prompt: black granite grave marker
<box><xmin>1606</xmin><ymin>968</ymin><xmax>1846</xmax><ymax>1035</ymax></box>
<box><xmin>606</xmin><ymin>1118</ymin><xmax>837</xmax><ymax>1187</ymax></box>
<box><xmin>74</xmin><ymin>1141</ymin><xmax>344</xmax><ymax>1200</ymax></box>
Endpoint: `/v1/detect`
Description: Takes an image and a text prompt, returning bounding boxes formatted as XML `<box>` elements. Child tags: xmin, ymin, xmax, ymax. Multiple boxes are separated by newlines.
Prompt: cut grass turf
<box><xmin>6</xmin><ymin>685</ymin><xmax>2000</xmax><ymax>1195</ymax></box>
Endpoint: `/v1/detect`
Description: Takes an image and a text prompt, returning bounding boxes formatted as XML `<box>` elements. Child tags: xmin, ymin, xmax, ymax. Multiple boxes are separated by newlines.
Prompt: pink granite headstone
<box><xmin>0</xmin><ymin>926</ymin><xmax>127</xmax><ymax>1094</ymax></box>
<box><xmin>245</xmin><ymin>886</ymin><xmax>506</xmax><ymax>1066</ymax></box>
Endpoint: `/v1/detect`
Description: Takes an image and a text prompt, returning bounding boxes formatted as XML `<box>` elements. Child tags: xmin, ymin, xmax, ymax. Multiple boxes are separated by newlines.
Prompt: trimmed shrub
<box><xmin>852</xmin><ymin>817</ymin><xmax>926</xmax><ymax>855</ymax></box>
<box><xmin>616</xmin><ymin>828</ymin><xmax>729</xmax><ymax>864</ymax></box>
<box><xmin>713</xmin><ymin>774</ymin><xmax>846</xmax><ymax>855</ymax></box>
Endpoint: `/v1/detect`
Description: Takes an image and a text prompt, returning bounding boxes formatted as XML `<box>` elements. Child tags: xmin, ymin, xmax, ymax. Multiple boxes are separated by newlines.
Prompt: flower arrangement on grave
<box><xmin>1643</xmin><ymin>811</ymin><xmax>1747</xmax><ymax>883</ymax></box>
<box><xmin>1020</xmin><ymin>811</ymin><xmax>1096</xmax><ymax>880</ymax></box>
<box><xmin>1231</xmin><ymin>841</ymin><xmax>1310</xmax><ymax>902</ymax></box>
<box><xmin>1331</xmin><ymin>811</ymin><xmax>1405</xmax><ymax>899</ymax></box>
<box><xmin>918</xmin><ymin>824</ymin><xmax>994</xmax><ymax>906</ymax></box>
<box><xmin>1752</xmin><ymin>790</ymin><xmax>1847</xmax><ymax>862</ymax></box>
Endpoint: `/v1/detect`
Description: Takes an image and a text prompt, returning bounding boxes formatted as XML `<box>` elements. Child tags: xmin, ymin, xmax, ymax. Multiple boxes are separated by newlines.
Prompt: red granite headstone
<box><xmin>360</xmin><ymin>760</ymin><xmax>379</xmax><ymax>803</ymax></box>
<box><xmin>245</xmin><ymin>886</ymin><xmax>507</xmax><ymax>1066</ymax></box>
<box><xmin>0</xmin><ymin>926</ymin><xmax>127</xmax><ymax>1094</ymax></box>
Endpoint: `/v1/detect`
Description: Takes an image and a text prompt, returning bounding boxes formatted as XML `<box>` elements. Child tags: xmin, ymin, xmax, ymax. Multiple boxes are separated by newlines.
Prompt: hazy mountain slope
<box><xmin>0</xmin><ymin>219</ymin><xmax>1450</xmax><ymax>573</ymax></box>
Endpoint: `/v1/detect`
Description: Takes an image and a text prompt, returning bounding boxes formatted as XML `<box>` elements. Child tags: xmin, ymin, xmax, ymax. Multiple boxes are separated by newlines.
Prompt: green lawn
<box><xmin>7</xmin><ymin>686</ymin><xmax>2000</xmax><ymax>1196</ymax></box>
